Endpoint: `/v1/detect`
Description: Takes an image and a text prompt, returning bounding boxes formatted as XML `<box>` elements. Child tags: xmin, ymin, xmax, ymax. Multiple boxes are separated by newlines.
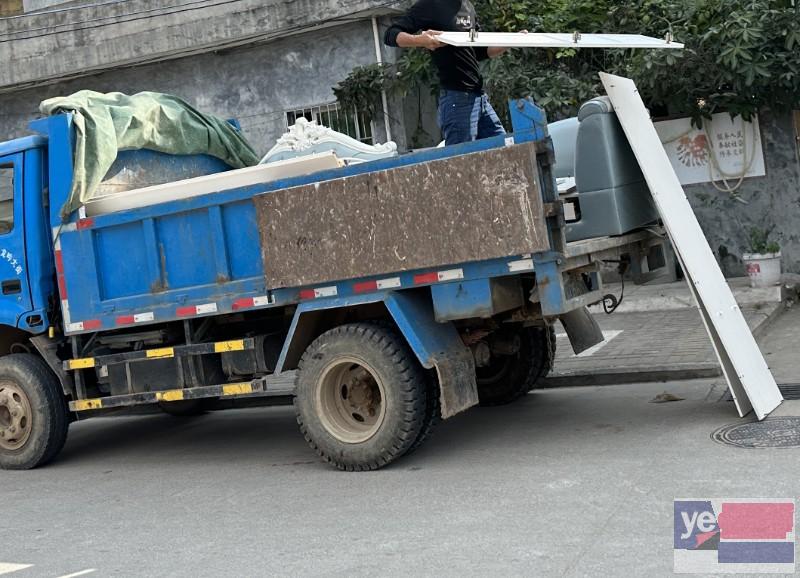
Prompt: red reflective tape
<box><xmin>54</xmin><ymin>251</ymin><xmax>65</xmax><ymax>274</ymax></box>
<box><xmin>77</xmin><ymin>219</ymin><xmax>95</xmax><ymax>230</ymax></box>
<box><xmin>55</xmin><ymin>251</ymin><xmax>68</xmax><ymax>298</ymax></box>
<box><xmin>82</xmin><ymin>319</ymin><xmax>102</xmax><ymax>331</ymax></box>
<box><xmin>116</xmin><ymin>315</ymin><xmax>135</xmax><ymax>326</ymax></box>
<box><xmin>57</xmin><ymin>275</ymin><xmax>68</xmax><ymax>299</ymax></box>
<box><xmin>299</xmin><ymin>289</ymin><xmax>316</xmax><ymax>300</ymax></box>
<box><xmin>414</xmin><ymin>272</ymin><xmax>438</xmax><ymax>285</ymax></box>
<box><xmin>232</xmin><ymin>298</ymin><xmax>255</xmax><ymax>311</ymax></box>
<box><xmin>353</xmin><ymin>280</ymin><xmax>378</xmax><ymax>294</ymax></box>
<box><xmin>176</xmin><ymin>306</ymin><xmax>197</xmax><ymax>317</ymax></box>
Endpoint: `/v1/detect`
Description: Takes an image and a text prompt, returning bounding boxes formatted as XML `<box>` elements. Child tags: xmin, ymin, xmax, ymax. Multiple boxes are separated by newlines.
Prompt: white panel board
<box><xmin>600</xmin><ymin>73</ymin><xmax>782</xmax><ymax>420</ymax></box>
<box><xmin>438</xmin><ymin>32</ymin><xmax>684</xmax><ymax>49</ymax></box>
<box><xmin>655</xmin><ymin>114</ymin><xmax>766</xmax><ymax>185</ymax></box>
<box><xmin>85</xmin><ymin>151</ymin><xmax>341</xmax><ymax>216</ymax></box>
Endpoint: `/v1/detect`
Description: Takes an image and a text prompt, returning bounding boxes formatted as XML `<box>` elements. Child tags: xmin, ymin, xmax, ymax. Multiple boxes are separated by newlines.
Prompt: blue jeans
<box><xmin>437</xmin><ymin>90</ymin><xmax>506</xmax><ymax>146</ymax></box>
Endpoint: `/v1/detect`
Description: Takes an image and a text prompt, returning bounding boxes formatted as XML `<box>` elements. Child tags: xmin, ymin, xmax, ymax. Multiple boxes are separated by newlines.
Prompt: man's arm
<box><xmin>384</xmin><ymin>0</ymin><xmax>444</xmax><ymax>51</ymax></box>
<box><xmin>479</xmin><ymin>31</ymin><xmax>529</xmax><ymax>59</ymax></box>
<box><xmin>474</xmin><ymin>46</ymin><xmax>509</xmax><ymax>60</ymax></box>
<box><xmin>395</xmin><ymin>30</ymin><xmax>445</xmax><ymax>50</ymax></box>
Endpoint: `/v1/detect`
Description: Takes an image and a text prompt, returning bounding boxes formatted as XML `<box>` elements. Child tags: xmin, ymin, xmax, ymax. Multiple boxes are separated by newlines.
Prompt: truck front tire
<box><xmin>476</xmin><ymin>326</ymin><xmax>556</xmax><ymax>406</ymax></box>
<box><xmin>0</xmin><ymin>354</ymin><xmax>70</xmax><ymax>470</ymax></box>
<box><xmin>294</xmin><ymin>323</ymin><xmax>428</xmax><ymax>471</ymax></box>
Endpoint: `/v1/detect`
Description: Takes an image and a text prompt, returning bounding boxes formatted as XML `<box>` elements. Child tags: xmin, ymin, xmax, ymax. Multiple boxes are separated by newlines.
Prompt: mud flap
<box><xmin>559</xmin><ymin>306</ymin><xmax>604</xmax><ymax>355</ymax></box>
<box><xmin>384</xmin><ymin>291</ymin><xmax>478</xmax><ymax>419</ymax></box>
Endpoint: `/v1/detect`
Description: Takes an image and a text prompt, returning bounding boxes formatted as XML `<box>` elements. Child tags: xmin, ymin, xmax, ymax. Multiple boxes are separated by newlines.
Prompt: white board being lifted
<box><xmin>437</xmin><ymin>32</ymin><xmax>684</xmax><ymax>50</ymax></box>
<box><xmin>599</xmin><ymin>73</ymin><xmax>782</xmax><ymax>421</ymax></box>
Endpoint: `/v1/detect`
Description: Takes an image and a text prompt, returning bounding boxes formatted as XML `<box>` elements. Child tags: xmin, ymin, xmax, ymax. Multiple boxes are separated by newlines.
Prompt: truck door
<box><xmin>0</xmin><ymin>154</ymin><xmax>33</xmax><ymax>327</ymax></box>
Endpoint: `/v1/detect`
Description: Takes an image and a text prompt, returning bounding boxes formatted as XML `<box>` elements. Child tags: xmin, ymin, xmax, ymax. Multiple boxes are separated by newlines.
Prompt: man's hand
<box><xmin>417</xmin><ymin>30</ymin><xmax>445</xmax><ymax>50</ymax></box>
<box><xmin>395</xmin><ymin>30</ymin><xmax>444</xmax><ymax>51</ymax></box>
<box><xmin>488</xmin><ymin>29</ymin><xmax>528</xmax><ymax>58</ymax></box>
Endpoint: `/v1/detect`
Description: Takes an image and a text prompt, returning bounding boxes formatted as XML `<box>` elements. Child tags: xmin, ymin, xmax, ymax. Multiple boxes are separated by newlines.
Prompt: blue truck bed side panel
<box><xmin>43</xmin><ymin>101</ymin><xmax>552</xmax><ymax>334</ymax></box>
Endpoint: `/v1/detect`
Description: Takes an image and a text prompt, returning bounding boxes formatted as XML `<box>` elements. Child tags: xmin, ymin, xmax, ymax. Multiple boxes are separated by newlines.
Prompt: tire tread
<box><xmin>294</xmin><ymin>323</ymin><xmax>428</xmax><ymax>471</ymax></box>
<box><xmin>0</xmin><ymin>354</ymin><xmax>69</xmax><ymax>470</ymax></box>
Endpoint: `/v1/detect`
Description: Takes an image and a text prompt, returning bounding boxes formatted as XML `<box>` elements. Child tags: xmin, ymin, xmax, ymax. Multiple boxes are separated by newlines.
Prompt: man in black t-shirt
<box><xmin>385</xmin><ymin>0</ymin><xmax>516</xmax><ymax>146</ymax></box>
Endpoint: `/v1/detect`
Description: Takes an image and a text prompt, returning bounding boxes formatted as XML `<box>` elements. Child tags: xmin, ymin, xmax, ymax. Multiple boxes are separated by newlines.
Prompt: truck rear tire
<box><xmin>294</xmin><ymin>323</ymin><xmax>428</xmax><ymax>471</ymax></box>
<box><xmin>476</xmin><ymin>325</ymin><xmax>556</xmax><ymax>406</ymax></box>
<box><xmin>405</xmin><ymin>372</ymin><xmax>441</xmax><ymax>457</ymax></box>
<box><xmin>0</xmin><ymin>354</ymin><xmax>70</xmax><ymax>470</ymax></box>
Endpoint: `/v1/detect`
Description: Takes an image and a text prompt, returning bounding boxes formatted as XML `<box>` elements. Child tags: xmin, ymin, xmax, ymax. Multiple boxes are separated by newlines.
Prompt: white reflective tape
<box><xmin>508</xmin><ymin>259</ymin><xmax>535</xmax><ymax>272</ymax></box>
<box><xmin>66</xmin><ymin>322</ymin><xmax>84</xmax><ymax>333</ymax></box>
<box><xmin>377</xmin><ymin>278</ymin><xmax>401</xmax><ymax>290</ymax></box>
<box><xmin>315</xmin><ymin>287</ymin><xmax>338</xmax><ymax>298</ymax></box>
<box><xmin>134</xmin><ymin>312</ymin><xmax>155</xmax><ymax>323</ymax></box>
<box><xmin>61</xmin><ymin>299</ymin><xmax>73</xmax><ymax>327</ymax></box>
<box><xmin>253</xmin><ymin>295</ymin><xmax>274</xmax><ymax>306</ymax></box>
<box><xmin>504</xmin><ymin>136</ymin><xmax>515</xmax><ymax>147</ymax></box>
<box><xmin>438</xmin><ymin>269</ymin><xmax>464</xmax><ymax>282</ymax></box>
<box><xmin>0</xmin><ymin>563</ymin><xmax>33</xmax><ymax>575</ymax></box>
<box><xmin>57</xmin><ymin>570</ymin><xmax>97</xmax><ymax>578</ymax></box>
<box><xmin>196</xmin><ymin>303</ymin><xmax>218</xmax><ymax>315</ymax></box>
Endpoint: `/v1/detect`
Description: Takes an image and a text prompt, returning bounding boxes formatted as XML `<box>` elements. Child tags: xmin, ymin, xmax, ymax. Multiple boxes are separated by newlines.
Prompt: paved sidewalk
<box><xmin>544</xmin><ymin>277</ymin><xmax>790</xmax><ymax>387</ymax></box>
<box><xmin>586</xmin><ymin>276</ymin><xmax>793</xmax><ymax>314</ymax></box>
<box><xmin>756</xmin><ymin>306</ymin><xmax>800</xmax><ymax>386</ymax></box>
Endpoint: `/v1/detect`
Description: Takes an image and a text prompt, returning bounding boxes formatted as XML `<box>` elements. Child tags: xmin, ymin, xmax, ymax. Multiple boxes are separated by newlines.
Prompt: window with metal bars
<box><xmin>285</xmin><ymin>102</ymin><xmax>374</xmax><ymax>145</ymax></box>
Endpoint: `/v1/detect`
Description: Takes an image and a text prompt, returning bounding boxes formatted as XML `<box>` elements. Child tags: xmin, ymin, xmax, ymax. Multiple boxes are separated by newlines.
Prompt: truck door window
<box><xmin>0</xmin><ymin>164</ymin><xmax>13</xmax><ymax>234</ymax></box>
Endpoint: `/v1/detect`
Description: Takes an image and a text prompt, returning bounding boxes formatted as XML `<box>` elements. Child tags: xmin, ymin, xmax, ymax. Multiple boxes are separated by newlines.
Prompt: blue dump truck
<box><xmin>0</xmin><ymin>98</ymin><xmax>670</xmax><ymax>471</ymax></box>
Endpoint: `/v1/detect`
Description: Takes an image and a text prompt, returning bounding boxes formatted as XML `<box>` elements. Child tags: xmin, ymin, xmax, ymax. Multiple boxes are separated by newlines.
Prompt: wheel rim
<box><xmin>315</xmin><ymin>357</ymin><xmax>387</xmax><ymax>444</ymax></box>
<box><xmin>0</xmin><ymin>380</ymin><xmax>33</xmax><ymax>452</ymax></box>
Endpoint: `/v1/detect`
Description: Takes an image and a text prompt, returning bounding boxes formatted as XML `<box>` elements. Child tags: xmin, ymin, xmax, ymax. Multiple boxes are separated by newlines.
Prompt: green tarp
<box><xmin>40</xmin><ymin>91</ymin><xmax>260</xmax><ymax>221</ymax></box>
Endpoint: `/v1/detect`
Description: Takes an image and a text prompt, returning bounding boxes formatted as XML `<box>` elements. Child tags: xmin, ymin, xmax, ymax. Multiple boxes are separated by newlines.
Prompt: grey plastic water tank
<box><xmin>548</xmin><ymin>117</ymin><xmax>579</xmax><ymax>178</ymax></box>
<box><xmin>565</xmin><ymin>96</ymin><xmax>659</xmax><ymax>242</ymax></box>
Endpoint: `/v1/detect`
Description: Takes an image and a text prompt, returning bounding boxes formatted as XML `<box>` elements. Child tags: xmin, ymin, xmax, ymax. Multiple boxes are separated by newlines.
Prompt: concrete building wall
<box><xmin>0</xmin><ymin>0</ymin><xmax>401</xmax><ymax>90</ymax></box>
<box><xmin>684</xmin><ymin>110</ymin><xmax>800</xmax><ymax>275</ymax></box>
<box><xmin>0</xmin><ymin>20</ymin><xmax>391</xmax><ymax>156</ymax></box>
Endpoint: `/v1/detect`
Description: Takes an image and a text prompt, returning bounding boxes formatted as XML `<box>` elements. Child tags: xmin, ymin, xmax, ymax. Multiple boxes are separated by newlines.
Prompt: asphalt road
<box><xmin>2</xmin><ymin>379</ymin><xmax>799</xmax><ymax>577</ymax></box>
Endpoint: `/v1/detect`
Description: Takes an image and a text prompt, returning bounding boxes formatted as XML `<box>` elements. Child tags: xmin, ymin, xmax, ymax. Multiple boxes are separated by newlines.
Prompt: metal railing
<box><xmin>285</xmin><ymin>102</ymin><xmax>374</xmax><ymax>145</ymax></box>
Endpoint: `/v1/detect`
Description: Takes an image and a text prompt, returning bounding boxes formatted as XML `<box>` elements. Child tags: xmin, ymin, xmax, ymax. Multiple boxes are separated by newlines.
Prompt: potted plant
<box><xmin>743</xmin><ymin>228</ymin><xmax>782</xmax><ymax>288</ymax></box>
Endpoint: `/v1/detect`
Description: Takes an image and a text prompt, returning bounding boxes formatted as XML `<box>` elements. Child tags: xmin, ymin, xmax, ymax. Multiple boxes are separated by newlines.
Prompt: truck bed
<box><xmin>44</xmin><ymin>104</ymin><xmax>659</xmax><ymax>335</ymax></box>
<box><xmin>54</xmin><ymin>131</ymin><xmax>555</xmax><ymax>334</ymax></box>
